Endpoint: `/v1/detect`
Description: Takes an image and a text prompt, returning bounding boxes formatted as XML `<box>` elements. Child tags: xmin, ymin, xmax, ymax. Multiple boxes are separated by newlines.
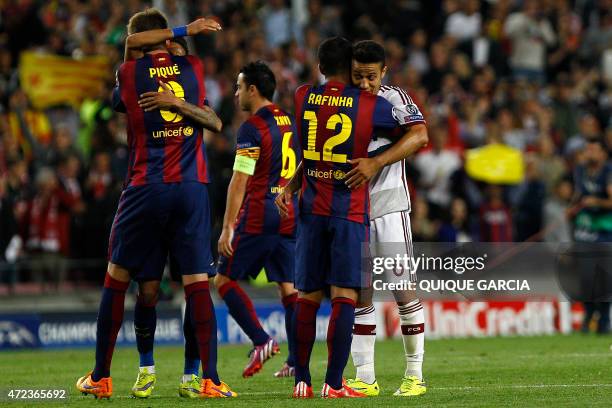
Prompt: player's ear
<box><xmin>165</xmin><ymin>39</ymin><xmax>172</xmax><ymax>50</ymax></box>
<box><xmin>381</xmin><ymin>65</ymin><xmax>388</xmax><ymax>79</ymax></box>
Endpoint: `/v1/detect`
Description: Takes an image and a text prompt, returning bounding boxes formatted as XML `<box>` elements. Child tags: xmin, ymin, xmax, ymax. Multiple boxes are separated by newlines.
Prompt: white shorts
<box><xmin>370</xmin><ymin>210</ymin><xmax>416</xmax><ymax>282</ymax></box>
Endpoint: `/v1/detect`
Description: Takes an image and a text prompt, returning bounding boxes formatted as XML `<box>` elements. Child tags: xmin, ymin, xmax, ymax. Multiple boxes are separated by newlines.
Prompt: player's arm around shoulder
<box><xmin>137</xmin><ymin>81</ymin><xmax>222</xmax><ymax>132</ymax></box>
<box><xmin>345</xmin><ymin>92</ymin><xmax>428</xmax><ymax>189</ymax></box>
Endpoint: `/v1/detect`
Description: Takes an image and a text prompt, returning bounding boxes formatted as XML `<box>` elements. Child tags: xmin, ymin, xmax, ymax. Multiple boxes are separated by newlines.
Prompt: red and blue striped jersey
<box><xmin>235</xmin><ymin>104</ymin><xmax>300</xmax><ymax>236</ymax></box>
<box><xmin>294</xmin><ymin>81</ymin><xmax>400</xmax><ymax>224</ymax></box>
<box><xmin>112</xmin><ymin>52</ymin><xmax>209</xmax><ymax>187</ymax></box>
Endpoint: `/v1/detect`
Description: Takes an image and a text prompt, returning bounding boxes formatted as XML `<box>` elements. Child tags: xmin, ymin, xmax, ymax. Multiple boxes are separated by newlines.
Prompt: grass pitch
<box><xmin>1</xmin><ymin>335</ymin><xmax>611</xmax><ymax>407</ymax></box>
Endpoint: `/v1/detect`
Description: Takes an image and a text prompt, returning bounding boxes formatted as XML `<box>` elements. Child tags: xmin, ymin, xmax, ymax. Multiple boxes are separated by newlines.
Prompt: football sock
<box><xmin>325</xmin><ymin>297</ymin><xmax>356</xmax><ymax>390</ymax></box>
<box><xmin>399</xmin><ymin>300</ymin><xmax>425</xmax><ymax>379</ymax></box>
<box><xmin>134</xmin><ymin>292</ymin><xmax>158</xmax><ymax>368</ymax></box>
<box><xmin>92</xmin><ymin>273</ymin><xmax>129</xmax><ymax>381</ymax></box>
<box><xmin>294</xmin><ymin>298</ymin><xmax>319</xmax><ymax>386</ymax></box>
<box><xmin>218</xmin><ymin>280</ymin><xmax>269</xmax><ymax>346</ymax></box>
<box><xmin>351</xmin><ymin>304</ymin><xmax>377</xmax><ymax>383</ymax></box>
<box><xmin>182</xmin><ymin>299</ymin><xmax>200</xmax><ymax>376</ymax></box>
<box><xmin>185</xmin><ymin>281</ymin><xmax>220</xmax><ymax>385</ymax></box>
<box><xmin>282</xmin><ymin>293</ymin><xmax>298</xmax><ymax>367</ymax></box>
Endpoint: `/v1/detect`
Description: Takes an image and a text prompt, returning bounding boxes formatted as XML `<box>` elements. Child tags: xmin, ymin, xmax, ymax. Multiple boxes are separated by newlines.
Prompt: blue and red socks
<box><xmin>325</xmin><ymin>297</ymin><xmax>356</xmax><ymax>390</ymax></box>
<box><xmin>182</xmin><ymin>298</ymin><xmax>200</xmax><ymax>377</ymax></box>
<box><xmin>185</xmin><ymin>281</ymin><xmax>220</xmax><ymax>385</ymax></box>
<box><xmin>218</xmin><ymin>281</ymin><xmax>269</xmax><ymax>346</ymax></box>
<box><xmin>134</xmin><ymin>293</ymin><xmax>158</xmax><ymax>369</ymax></box>
<box><xmin>92</xmin><ymin>273</ymin><xmax>129</xmax><ymax>381</ymax></box>
<box><xmin>293</xmin><ymin>298</ymin><xmax>320</xmax><ymax>386</ymax></box>
<box><xmin>282</xmin><ymin>293</ymin><xmax>298</xmax><ymax>367</ymax></box>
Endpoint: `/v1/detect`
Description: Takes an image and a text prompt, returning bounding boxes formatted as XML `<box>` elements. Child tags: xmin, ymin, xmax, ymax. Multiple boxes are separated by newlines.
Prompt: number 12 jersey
<box><xmin>294</xmin><ymin>81</ymin><xmax>401</xmax><ymax>224</ymax></box>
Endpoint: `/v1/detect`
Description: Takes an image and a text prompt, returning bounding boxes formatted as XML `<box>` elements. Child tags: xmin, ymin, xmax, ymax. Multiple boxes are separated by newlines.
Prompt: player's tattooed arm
<box><xmin>218</xmin><ymin>171</ymin><xmax>250</xmax><ymax>257</ymax></box>
<box><xmin>123</xmin><ymin>18</ymin><xmax>222</xmax><ymax>61</ymax></box>
<box><xmin>175</xmin><ymin>99</ymin><xmax>223</xmax><ymax>133</ymax></box>
<box><xmin>275</xmin><ymin>161</ymin><xmax>303</xmax><ymax>218</ymax></box>
<box><xmin>345</xmin><ymin>124</ymin><xmax>428</xmax><ymax>189</ymax></box>
<box><xmin>138</xmin><ymin>81</ymin><xmax>222</xmax><ymax>132</ymax></box>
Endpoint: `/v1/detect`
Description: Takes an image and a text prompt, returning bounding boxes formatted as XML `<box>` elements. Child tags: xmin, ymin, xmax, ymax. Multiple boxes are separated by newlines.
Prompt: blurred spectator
<box><xmin>20</xmin><ymin>167</ymin><xmax>67</xmax><ymax>290</ymax></box>
<box><xmin>552</xmin><ymin>74</ymin><xmax>580</xmax><ymax>144</ymax></box>
<box><xmin>260</xmin><ymin>0</ymin><xmax>293</xmax><ymax>48</ymax></box>
<box><xmin>479</xmin><ymin>185</ymin><xmax>513</xmax><ymax>242</ymax></box>
<box><xmin>543</xmin><ymin>177</ymin><xmax>573</xmax><ymax>243</ymax></box>
<box><xmin>512</xmin><ymin>153</ymin><xmax>546</xmax><ymax>241</ymax></box>
<box><xmin>438</xmin><ymin>197</ymin><xmax>472</xmax><ymax>242</ymax></box>
<box><xmin>411</xmin><ymin>196</ymin><xmax>439</xmax><ymax>242</ymax></box>
<box><xmin>415</xmin><ymin>121</ymin><xmax>462</xmax><ymax>216</ymax></box>
<box><xmin>445</xmin><ymin>0</ymin><xmax>482</xmax><ymax>42</ymax></box>
<box><xmin>536</xmin><ymin>136</ymin><xmax>567</xmax><ymax>194</ymax></box>
<box><xmin>406</xmin><ymin>29</ymin><xmax>429</xmax><ymax>75</ymax></box>
<box><xmin>504</xmin><ymin>0</ymin><xmax>556</xmax><ymax>83</ymax></box>
<box><xmin>565</xmin><ymin>113</ymin><xmax>602</xmax><ymax>157</ymax></box>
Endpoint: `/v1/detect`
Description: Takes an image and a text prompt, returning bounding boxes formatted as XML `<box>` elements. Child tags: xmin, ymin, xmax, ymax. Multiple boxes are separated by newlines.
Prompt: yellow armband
<box><xmin>233</xmin><ymin>154</ymin><xmax>257</xmax><ymax>175</ymax></box>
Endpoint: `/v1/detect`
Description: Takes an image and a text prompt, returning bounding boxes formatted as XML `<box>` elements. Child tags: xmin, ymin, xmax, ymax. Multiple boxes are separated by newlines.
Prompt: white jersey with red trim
<box><xmin>368</xmin><ymin>85</ymin><xmax>425</xmax><ymax>220</ymax></box>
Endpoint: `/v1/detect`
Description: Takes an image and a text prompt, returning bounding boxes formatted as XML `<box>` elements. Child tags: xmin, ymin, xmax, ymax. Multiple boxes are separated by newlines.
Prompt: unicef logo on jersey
<box><xmin>307</xmin><ymin>168</ymin><xmax>346</xmax><ymax>180</ymax></box>
<box><xmin>333</xmin><ymin>170</ymin><xmax>346</xmax><ymax>180</ymax></box>
<box><xmin>152</xmin><ymin>126</ymin><xmax>195</xmax><ymax>139</ymax></box>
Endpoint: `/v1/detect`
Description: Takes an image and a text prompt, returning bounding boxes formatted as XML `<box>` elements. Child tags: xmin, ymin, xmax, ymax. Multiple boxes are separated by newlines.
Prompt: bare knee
<box><xmin>278</xmin><ymin>282</ymin><xmax>297</xmax><ymax>298</ymax></box>
<box><xmin>330</xmin><ymin>286</ymin><xmax>358</xmax><ymax>302</ymax></box>
<box><xmin>138</xmin><ymin>281</ymin><xmax>160</xmax><ymax>305</ymax></box>
<box><xmin>107</xmin><ymin>262</ymin><xmax>130</xmax><ymax>282</ymax></box>
<box><xmin>214</xmin><ymin>273</ymin><xmax>231</xmax><ymax>289</ymax></box>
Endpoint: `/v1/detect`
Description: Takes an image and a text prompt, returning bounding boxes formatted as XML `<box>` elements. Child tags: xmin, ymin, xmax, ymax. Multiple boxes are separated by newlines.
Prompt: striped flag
<box><xmin>19</xmin><ymin>51</ymin><xmax>110</xmax><ymax>109</ymax></box>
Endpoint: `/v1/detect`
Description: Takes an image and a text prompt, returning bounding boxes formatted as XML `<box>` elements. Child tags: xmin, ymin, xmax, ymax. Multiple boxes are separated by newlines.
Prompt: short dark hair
<box><xmin>317</xmin><ymin>37</ymin><xmax>352</xmax><ymax>77</ymax></box>
<box><xmin>171</xmin><ymin>37</ymin><xmax>189</xmax><ymax>54</ymax></box>
<box><xmin>127</xmin><ymin>8</ymin><xmax>168</xmax><ymax>35</ymax></box>
<box><xmin>240</xmin><ymin>61</ymin><xmax>276</xmax><ymax>101</ymax></box>
<box><xmin>352</xmin><ymin>40</ymin><xmax>386</xmax><ymax>66</ymax></box>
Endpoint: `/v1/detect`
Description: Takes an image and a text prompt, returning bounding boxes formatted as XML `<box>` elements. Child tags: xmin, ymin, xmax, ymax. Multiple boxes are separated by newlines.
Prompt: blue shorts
<box><xmin>295</xmin><ymin>214</ymin><xmax>369</xmax><ymax>292</ymax></box>
<box><xmin>108</xmin><ymin>182</ymin><xmax>214</xmax><ymax>281</ymax></box>
<box><xmin>216</xmin><ymin>232</ymin><xmax>295</xmax><ymax>283</ymax></box>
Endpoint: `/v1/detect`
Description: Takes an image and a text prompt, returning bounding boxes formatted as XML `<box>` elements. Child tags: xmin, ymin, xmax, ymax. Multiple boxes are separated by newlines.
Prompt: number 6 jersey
<box><xmin>234</xmin><ymin>104</ymin><xmax>300</xmax><ymax>236</ymax></box>
<box><xmin>294</xmin><ymin>81</ymin><xmax>400</xmax><ymax>224</ymax></box>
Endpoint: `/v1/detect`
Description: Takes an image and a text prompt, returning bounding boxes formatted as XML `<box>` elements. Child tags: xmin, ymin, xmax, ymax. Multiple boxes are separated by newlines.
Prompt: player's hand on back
<box><xmin>187</xmin><ymin>18</ymin><xmax>222</xmax><ymax>36</ymax></box>
<box><xmin>138</xmin><ymin>81</ymin><xmax>181</xmax><ymax>112</ymax></box>
<box><xmin>218</xmin><ymin>227</ymin><xmax>235</xmax><ymax>258</ymax></box>
<box><xmin>345</xmin><ymin>157</ymin><xmax>384</xmax><ymax>189</ymax></box>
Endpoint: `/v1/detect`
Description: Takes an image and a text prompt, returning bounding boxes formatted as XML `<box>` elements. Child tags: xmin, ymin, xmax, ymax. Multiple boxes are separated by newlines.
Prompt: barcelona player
<box><xmin>276</xmin><ymin>37</ymin><xmax>428</xmax><ymax>398</ymax></box>
<box><xmin>345</xmin><ymin>41</ymin><xmax>428</xmax><ymax>397</ymax></box>
<box><xmin>215</xmin><ymin>61</ymin><xmax>299</xmax><ymax>378</ymax></box>
<box><xmin>76</xmin><ymin>9</ymin><xmax>236</xmax><ymax>399</ymax></box>
<box><xmin>119</xmin><ymin>17</ymin><xmax>228</xmax><ymax>399</ymax></box>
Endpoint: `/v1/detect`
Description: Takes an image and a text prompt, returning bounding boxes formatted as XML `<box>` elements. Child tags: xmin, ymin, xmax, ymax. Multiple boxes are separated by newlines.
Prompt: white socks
<box><xmin>140</xmin><ymin>365</ymin><xmax>155</xmax><ymax>374</ymax></box>
<box><xmin>398</xmin><ymin>300</ymin><xmax>425</xmax><ymax>380</ymax></box>
<box><xmin>351</xmin><ymin>305</ymin><xmax>377</xmax><ymax>383</ymax></box>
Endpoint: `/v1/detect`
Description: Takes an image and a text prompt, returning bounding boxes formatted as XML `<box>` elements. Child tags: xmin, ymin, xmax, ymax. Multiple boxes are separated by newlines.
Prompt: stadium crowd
<box><xmin>0</xmin><ymin>0</ymin><xmax>611</xmax><ymax>288</ymax></box>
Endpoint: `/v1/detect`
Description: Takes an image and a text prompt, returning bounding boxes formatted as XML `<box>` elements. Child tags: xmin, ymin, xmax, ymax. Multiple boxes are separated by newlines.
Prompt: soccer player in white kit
<box><xmin>345</xmin><ymin>40</ymin><xmax>429</xmax><ymax>397</ymax></box>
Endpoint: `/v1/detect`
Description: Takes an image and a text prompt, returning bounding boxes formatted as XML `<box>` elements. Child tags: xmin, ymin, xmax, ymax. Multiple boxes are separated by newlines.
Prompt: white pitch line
<box><xmin>435</xmin><ymin>384</ymin><xmax>612</xmax><ymax>391</ymax></box>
